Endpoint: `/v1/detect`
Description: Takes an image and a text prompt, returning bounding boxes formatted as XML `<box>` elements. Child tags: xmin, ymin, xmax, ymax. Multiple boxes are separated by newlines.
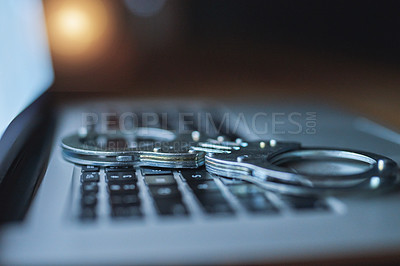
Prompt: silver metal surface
<box><xmin>204</xmin><ymin>141</ymin><xmax>399</xmax><ymax>196</ymax></box>
<box><xmin>63</xmin><ymin>124</ymin><xmax>399</xmax><ymax>196</ymax></box>
<box><xmin>3</xmin><ymin>100</ymin><xmax>399</xmax><ymax>265</ymax></box>
<box><xmin>61</xmin><ymin>128</ymin><xmax>205</xmax><ymax>168</ymax></box>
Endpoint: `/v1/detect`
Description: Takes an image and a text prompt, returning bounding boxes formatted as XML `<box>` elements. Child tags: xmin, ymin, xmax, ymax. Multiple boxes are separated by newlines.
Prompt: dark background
<box><xmin>188</xmin><ymin>0</ymin><xmax>400</xmax><ymax>63</ymax></box>
<box><xmin>44</xmin><ymin>0</ymin><xmax>400</xmax><ymax>128</ymax></box>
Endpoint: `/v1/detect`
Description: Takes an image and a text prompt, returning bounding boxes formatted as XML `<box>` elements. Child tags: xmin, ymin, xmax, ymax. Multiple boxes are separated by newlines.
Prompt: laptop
<box><xmin>1</xmin><ymin>0</ymin><xmax>400</xmax><ymax>264</ymax></box>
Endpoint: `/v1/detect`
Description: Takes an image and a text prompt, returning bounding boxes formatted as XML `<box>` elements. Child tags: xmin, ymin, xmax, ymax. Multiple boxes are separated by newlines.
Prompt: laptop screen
<box><xmin>0</xmin><ymin>0</ymin><xmax>54</xmax><ymax>138</ymax></box>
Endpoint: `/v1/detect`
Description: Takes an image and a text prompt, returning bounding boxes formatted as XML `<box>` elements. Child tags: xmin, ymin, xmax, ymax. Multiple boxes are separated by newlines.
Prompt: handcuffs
<box><xmin>62</xmin><ymin>127</ymin><xmax>399</xmax><ymax>196</ymax></box>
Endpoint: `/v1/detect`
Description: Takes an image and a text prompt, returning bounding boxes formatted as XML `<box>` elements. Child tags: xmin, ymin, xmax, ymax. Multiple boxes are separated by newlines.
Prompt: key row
<box><xmin>142</xmin><ymin>171</ymin><xmax>188</xmax><ymax>216</ymax></box>
<box><xmin>78</xmin><ymin>166</ymin><xmax>330</xmax><ymax>220</ymax></box>
<box><xmin>106</xmin><ymin>170</ymin><xmax>142</xmax><ymax>219</ymax></box>
<box><xmin>180</xmin><ymin>170</ymin><xmax>274</xmax><ymax>214</ymax></box>
<box><xmin>179</xmin><ymin>169</ymin><xmax>329</xmax><ymax>213</ymax></box>
<box><xmin>80</xmin><ymin>181</ymin><xmax>99</xmax><ymax>220</ymax></box>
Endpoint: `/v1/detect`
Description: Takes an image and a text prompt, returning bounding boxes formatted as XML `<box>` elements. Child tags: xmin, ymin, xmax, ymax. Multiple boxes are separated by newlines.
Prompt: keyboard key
<box><xmin>153</xmin><ymin>198</ymin><xmax>188</xmax><ymax>216</ymax></box>
<box><xmin>108</xmin><ymin>183</ymin><xmax>139</xmax><ymax>194</ymax></box>
<box><xmin>121</xmin><ymin>183</ymin><xmax>139</xmax><ymax>192</ymax></box>
<box><xmin>219</xmin><ymin>177</ymin><xmax>246</xmax><ymax>185</ymax></box>
<box><xmin>203</xmin><ymin>203</ymin><xmax>234</xmax><ymax>214</ymax></box>
<box><xmin>106</xmin><ymin>173</ymin><xmax>120</xmax><ymax>181</ymax></box>
<box><xmin>195</xmin><ymin>192</ymin><xmax>234</xmax><ymax>215</ymax></box>
<box><xmin>238</xmin><ymin>195</ymin><xmax>278</xmax><ymax>214</ymax></box>
<box><xmin>79</xmin><ymin>207</ymin><xmax>96</xmax><ymax>220</ymax></box>
<box><xmin>106</xmin><ymin>172</ymin><xmax>136</xmax><ymax>182</ymax></box>
<box><xmin>105</xmin><ymin>166</ymin><xmax>134</xmax><ymax>172</ymax></box>
<box><xmin>108</xmin><ymin>184</ymin><xmax>123</xmax><ymax>193</ymax></box>
<box><xmin>81</xmin><ymin>165</ymin><xmax>100</xmax><ymax>172</ymax></box>
<box><xmin>111</xmin><ymin>206</ymin><xmax>142</xmax><ymax>218</ymax></box>
<box><xmin>81</xmin><ymin>194</ymin><xmax>97</xmax><ymax>207</ymax></box>
<box><xmin>121</xmin><ymin>172</ymin><xmax>135</xmax><ymax>179</ymax></box>
<box><xmin>280</xmin><ymin>196</ymin><xmax>329</xmax><ymax>211</ymax></box>
<box><xmin>188</xmin><ymin>181</ymin><xmax>220</xmax><ymax>194</ymax></box>
<box><xmin>81</xmin><ymin>182</ymin><xmax>99</xmax><ymax>194</ymax></box>
<box><xmin>144</xmin><ymin>174</ymin><xmax>176</xmax><ymax>186</ymax></box>
<box><xmin>229</xmin><ymin>184</ymin><xmax>265</xmax><ymax>198</ymax></box>
<box><xmin>141</xmin><ymin>168</ymin><xmax>172</xmax><ymax>176</ymax></box>
<box><xmin>180</xmin><ymin>169</ymin><xmax>213</xmax><ymax>182</ymax></box>
<box><xmin>195</xmin><ymin>191</ymin><xmax>226</xmax><ymax>202</ymax></box>
<box><xmin>149</xmin><ymin>185</ymin><xmax>181</xmax><ymax>199</ymax></box>
<box><xmin>109</xmin><ymin>194</ymin><xmax>140</xmax><ymax>206</ymax></box>
<box><xmin>81</xmin><ymin>172</ymin><xmax>99</xmax><ymax>182</ymax></box>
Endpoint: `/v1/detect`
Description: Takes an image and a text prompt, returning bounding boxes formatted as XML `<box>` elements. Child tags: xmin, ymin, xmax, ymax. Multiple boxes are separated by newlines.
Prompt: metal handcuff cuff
<box><xmin>62</xmin><ymin>128</ymin><xmax>399</xmax><ymax>196</ymax></box>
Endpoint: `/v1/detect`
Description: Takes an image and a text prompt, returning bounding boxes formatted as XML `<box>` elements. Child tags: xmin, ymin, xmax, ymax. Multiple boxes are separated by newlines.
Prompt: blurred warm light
<box><xmin>58</xmin><ymin>9</ymin><xmax>90</xmax><ymax>39</ymax></box>
<box><xmin>46</xmin><ymin>0</ymin><xmax>114</xmax><ymax>62</ymax></box>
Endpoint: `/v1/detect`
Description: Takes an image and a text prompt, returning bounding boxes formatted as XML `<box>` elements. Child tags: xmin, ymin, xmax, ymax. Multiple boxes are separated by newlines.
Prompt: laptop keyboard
<box><xmin>77</xmin><ymin>165</ymin><xmax>331</xmax><ymax>221</ymax></box>
<box><xmin>73</xmin><ymin>108</ymin><xmax>334</xmax><ymax>221</ymax></box>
